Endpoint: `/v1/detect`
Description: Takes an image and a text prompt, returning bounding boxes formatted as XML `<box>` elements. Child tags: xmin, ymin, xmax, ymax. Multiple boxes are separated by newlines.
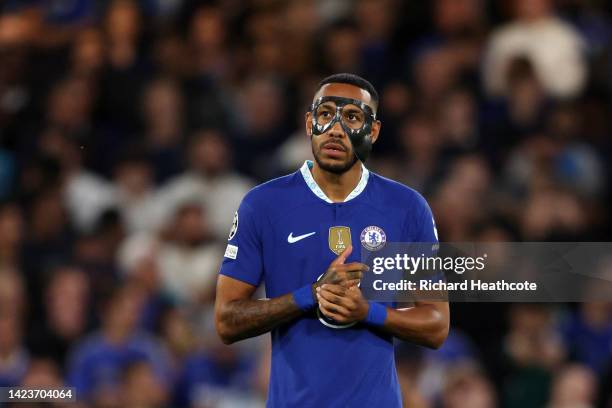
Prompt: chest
<box><xmin>260</xmin><ymin>203</ymin><xmax>405</xmax><ymax>296</ymax></box>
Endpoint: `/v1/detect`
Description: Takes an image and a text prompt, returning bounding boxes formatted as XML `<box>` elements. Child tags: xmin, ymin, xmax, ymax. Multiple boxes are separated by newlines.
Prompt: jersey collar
<box><xmin>299</xmin><ymin>160</ymin><xmax>369</xmax><ymax>203</ymax></box>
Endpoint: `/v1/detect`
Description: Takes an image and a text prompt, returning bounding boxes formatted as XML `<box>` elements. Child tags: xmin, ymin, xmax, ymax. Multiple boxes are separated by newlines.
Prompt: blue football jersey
<box><xmin>219</xmin><ymin>161</ymin><xmax>438</xmax><ymax>408</ymax></box>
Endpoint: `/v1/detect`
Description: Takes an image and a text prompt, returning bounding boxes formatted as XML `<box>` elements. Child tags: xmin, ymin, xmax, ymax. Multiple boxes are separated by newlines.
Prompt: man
<box><xmin>215</xmin><ymin>73</ymin><xmax>449</xmax><ymax>407</ymax></box>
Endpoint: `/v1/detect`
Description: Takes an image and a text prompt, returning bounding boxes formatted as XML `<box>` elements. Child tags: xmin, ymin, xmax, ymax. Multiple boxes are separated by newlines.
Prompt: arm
<box><xmin>215</xmin><ymin>245</ymin><xmax>367</xmax><ymax>345</ymax></box>
<box><xmin>215</xmin><ymin>275</ymin><xmax>304</xmax><ymax>345</ymax></box>
<box><xmin>383</xmin><ymin>301</ymin><xmax>449</xmax><ymax>349</ymax></box>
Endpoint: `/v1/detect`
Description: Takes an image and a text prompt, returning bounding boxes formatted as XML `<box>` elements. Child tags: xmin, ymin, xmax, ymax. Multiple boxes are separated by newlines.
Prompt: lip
<box><xmin>321</xmin><ymin>148</ymin><xmax>346</xmax><ymax>159</ymax></box>
<box><xmin>321</xmin><ymin>142</ymin><xmax>347</xmax><ymax>152</ymax></box>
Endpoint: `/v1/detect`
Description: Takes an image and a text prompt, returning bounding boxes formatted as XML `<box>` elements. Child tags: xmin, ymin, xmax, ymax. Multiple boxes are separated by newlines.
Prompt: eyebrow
<box><xmin>318</xmin><ymin>102</ymin><xmax>336</xmax><ymax>109</ymax></box>
<box><xmin>343</xmin><ymin>108</ymin><xmax>363</xmax><ymax>114</ymax></box>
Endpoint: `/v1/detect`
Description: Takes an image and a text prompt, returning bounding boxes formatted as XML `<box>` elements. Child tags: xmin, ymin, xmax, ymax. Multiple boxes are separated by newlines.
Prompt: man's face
<box><xmin>306</xmin><ymin>83</ymin><xmax>379</xmax><ymax>174</ymax></box>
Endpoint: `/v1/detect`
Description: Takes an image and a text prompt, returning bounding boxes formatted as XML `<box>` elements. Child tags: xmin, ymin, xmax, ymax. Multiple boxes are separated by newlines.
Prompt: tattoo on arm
<box><xmin>219</xmin><ymin>293</ymin><xmax>303</xmax><ymax>343</ymax></box>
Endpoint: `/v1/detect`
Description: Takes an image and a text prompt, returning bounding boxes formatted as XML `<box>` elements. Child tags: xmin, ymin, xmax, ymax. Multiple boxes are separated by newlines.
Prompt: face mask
<box><xmin>310</xmin><ymin>96</ymin><xmax>376</xmax><ymax>162</ymax></box>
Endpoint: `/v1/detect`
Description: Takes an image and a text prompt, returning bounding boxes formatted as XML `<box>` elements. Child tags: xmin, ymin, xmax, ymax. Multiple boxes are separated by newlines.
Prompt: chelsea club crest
<box><xmin>360</xmin><ymin>226</ymin><xmax>386</xmax><ymax>251</ymax></box>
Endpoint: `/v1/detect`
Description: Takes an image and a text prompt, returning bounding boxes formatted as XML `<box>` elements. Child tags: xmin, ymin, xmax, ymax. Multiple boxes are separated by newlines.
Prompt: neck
<box><xmin>311</xmin><ymin>160</ymin><xmax>362</xmax><ymax>202</ymax></box>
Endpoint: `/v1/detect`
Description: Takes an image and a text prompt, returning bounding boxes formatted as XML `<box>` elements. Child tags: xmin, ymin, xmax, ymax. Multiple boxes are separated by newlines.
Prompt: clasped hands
<box><xmin>312</xmin><ymin>245</ymin><xmax>370</xmax><ymax>324</ymax></box>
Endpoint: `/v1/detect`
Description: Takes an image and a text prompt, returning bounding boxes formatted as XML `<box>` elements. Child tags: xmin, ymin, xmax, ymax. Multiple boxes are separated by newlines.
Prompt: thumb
<box><xmin>332</xmin><ymin>244</ymin><xmax>353</xmax><ymax>265</ymax></box>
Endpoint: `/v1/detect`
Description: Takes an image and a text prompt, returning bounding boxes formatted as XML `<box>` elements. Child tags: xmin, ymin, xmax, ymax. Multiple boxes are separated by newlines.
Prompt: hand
<box><xmin>316</xmin><ymin>283</ymin><xmax>369</xmax><ymax>324</ymax></box>
<box><xmin>312</xmin><ymin>245</ymin><xmax>369</xmax><ymax>297</ymax></box>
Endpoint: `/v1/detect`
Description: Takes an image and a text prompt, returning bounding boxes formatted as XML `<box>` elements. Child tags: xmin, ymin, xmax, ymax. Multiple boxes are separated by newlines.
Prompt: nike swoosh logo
<box><xmin>288</xmin><ymin>231</ymin><xmax>316</xmax><ymax>243</ymax></box>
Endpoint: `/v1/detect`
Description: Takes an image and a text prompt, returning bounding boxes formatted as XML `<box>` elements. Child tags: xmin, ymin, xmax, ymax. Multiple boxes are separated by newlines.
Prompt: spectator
<box><xmin>0</xmin><ymin>201</ymin><xmax>23</xmax><ymax>270</ymax></box>
<box><xmin>354</xmin><ymin>0</ymin><xmax>397</xmax><ymax>84</ymax></box>
<box><xmin>155</xmin><ymin>129</ymin><xmax>253</xmax><ymax>241</ymax></box>
<box><xmin>188</xmin><ymin>5</ymin><xmax>230</xmax><ymax>81</ymax></box>
<box><xmin>418</xmin><ymin>328</ymin><xmax>479</xmax><ymax>401</ymax></box>
<box><xmin>320</xmin><ymin>20</ymin><xmax>362</xmax><ymax>75</ymax></box>
<box><xmin>441</xmin><ymin>363</ymin><xmax>497</xmax><ymax>408</ymax></box>
<box><xmin>483</xmin><ymin>56</ymin><xmax>549</xmax><ymax>164</ymax></box>
<box><xmin>376</xmin><ymin>112</ymin><xmax>441</xmax><ymax>192</ymax></box>
<box><xmin>66</xmin><ymin>283</ymin><xmax>172</xmax><ymax>402</ymax></box>
<box><xmin>140</xmin><ymin>78</ymin><xmax>185</xmax><ymax>183</ymax></box>
<box><xmin>547</xmin><ymin>363</ymin><xmax>598</xmax><ymax>408</ymax></box>
<box><xmin>0</xmin><ymin>268</ymin><xmax>25</xmax><ymax>320</ymax></box>
<box><xmin>21</xmin><ymin>187</ymin><xmax>74</xmax><ymax>304</ymax></box>
<box><xmin>232</xmin><ymin>75</ymin><xmax>291</xmax><ymax>179</ymax></box>
<box><xmin>519</xmin><ymin>187</ymin><xmax>588</xmax><ymax>240</ymax></box>
<box><xmin>412</xmin><ymin>45</ymin><xmax>460</xmax><ymax>111</ymax></box>
<box><xmin>561</xmin><ymin>302</ymin><xmax>612</xmax><ymax>375</ymax></box>
<box><xmin>437</xmin><ymin>87</ymin><xmax>480</xmax><ymax>156</ymax></box>
<box><xmin>0</xmin><ymin>312</ymin><xmax>30</xmax><ymax>387</ymax></box>
<box><xmin>432</xmin><ymin>155</ymin><xmax>492</xmax><ymax>240</ymax></box>
<box><xmin>42</xmin><ymin>76</ymin><xmax>97</xmax><ymax>150</ymax></box>
<box><xmin>502</xmin><ymin>304</ymin><xmax>565</xmax><ymax>408</ymax></box>
<box><xmin>35</xmin><ymin>89</ymin><xmax>116</xmax><ymax>231</ymax></box>
<box><xmin>96</xmin><ymin>0</ymin><xmax>148</xmax><ymax>140</ymax></box>
<box><xmin>111</xmin><ymin>148</ymin><xmax>158</xmax><ymax>234</ymax></box>
<box><xmin>0</xmin><ymin>2</ymin><xmax>610</xmax><ymax>407</ymax></box>
<box><xmin>175</xmin><ymin>336</ymin><xmax>261</xmax><ymax>408</ymax></box>
<box><xmin>483</xmin><ymin>0</ymin><xmax>587</xmax><ymax>99</ymax></box>
<box><xmin>28</xmin><ymin>266</ymin><xmax>91</xmax><ymax>366</ymax></box>
<box><xmin>70</xmin><ymin>28</ymin><xmax>105</xmax><ymax>78</ymax></box>
<box><xmin>156</xmin><ymin>202</ymin><xmax>221</xmax><ymax>305</ymax></box>
<box><xmin>72</xmin><ymin>210</ymin><xmax>125</xmax><ymax>303</ymax></box>
<box><xmin>120</xmin><ymin>359</ymin><xmax>169</xmax><ymax>408</ymax></box>
<box><xmin>21</xmin><ymin>357</ymin><xmax>64</xmax><ymax>387</ymax></box>
<box><xmin>0</xmin><ymin>13</ymin><xmax>34</xmax><ymax>145</ymax></box>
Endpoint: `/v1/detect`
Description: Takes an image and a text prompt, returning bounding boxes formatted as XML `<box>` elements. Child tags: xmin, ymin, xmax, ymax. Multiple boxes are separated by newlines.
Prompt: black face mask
<box><xmin>310</xmin><ymin>96</ymin><xmax>376</xmax><ymax>162</ymax></box>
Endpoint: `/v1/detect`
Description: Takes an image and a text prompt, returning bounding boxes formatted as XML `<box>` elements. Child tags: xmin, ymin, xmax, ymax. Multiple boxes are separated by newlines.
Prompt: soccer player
<box><xmin>215</xmin><ymin>73</ymin><xmax>449</xmax><ymax>407</ymax></box>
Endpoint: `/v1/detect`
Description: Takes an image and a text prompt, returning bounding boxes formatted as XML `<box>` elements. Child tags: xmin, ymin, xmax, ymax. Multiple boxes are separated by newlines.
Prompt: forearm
<box><xmin>216</xmin><ymin>293</ymin><xmax>305</xmax><ymax>344</ymax></box>
<box><xmin>380</xmin><ymin>302</ymin><xmax>449</xmax><ymax>349</ymax></box>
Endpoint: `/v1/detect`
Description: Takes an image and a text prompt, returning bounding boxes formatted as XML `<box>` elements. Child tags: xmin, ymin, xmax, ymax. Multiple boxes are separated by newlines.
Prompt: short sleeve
<box><xmin>402</xmin><ymin>194</ymin><xmax>439</xmax><ymax>243</ymax></box>
<box><xmin>415</xmin><ymin>199</ymin><xmax>439</xmax><ymax>243</ymax></box>
<box><xmin>218</xmin><ymin>198</ymin><xmax>264</xmax><ymax>286</ymax></box>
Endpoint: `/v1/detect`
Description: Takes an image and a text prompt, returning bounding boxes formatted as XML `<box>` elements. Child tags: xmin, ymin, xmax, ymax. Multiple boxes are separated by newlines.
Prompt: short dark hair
<box><xmin>316</xmin><ymin>73</ymin><xmax>379</xmax><ymax>110</ymax></box>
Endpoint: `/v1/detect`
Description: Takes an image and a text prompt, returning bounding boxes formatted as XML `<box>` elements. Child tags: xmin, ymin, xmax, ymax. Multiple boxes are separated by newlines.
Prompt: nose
<box><xmin>327</xmin><ymin>119</ymin><xmax>345</xmax><ymax>139</ymax></box>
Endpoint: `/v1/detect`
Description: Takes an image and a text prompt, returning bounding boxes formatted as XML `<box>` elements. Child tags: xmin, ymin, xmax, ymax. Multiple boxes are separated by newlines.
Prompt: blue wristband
<box><xmin>365</xmin><ymin>302</ymin><xmax>387</xmax><ymax>326</ymax></box>
<box><xmin>293</xmin><ymin>285</ymin><xmax>316</xmax><ymax>311</ymax></box>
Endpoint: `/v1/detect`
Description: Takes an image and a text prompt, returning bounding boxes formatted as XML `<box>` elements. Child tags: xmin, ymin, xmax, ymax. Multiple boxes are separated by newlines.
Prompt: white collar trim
<box><xmin>299</xmin><ymin>160</ymin><xmax>369</xmax><ymax>203</ymax></box>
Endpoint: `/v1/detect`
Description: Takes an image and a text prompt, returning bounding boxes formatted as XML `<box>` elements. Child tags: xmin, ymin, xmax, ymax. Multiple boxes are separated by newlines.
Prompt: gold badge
<box><xmin>328</xmin><ymin>226</ymin><xmax>352</xmax><ymax>255</ymax></box>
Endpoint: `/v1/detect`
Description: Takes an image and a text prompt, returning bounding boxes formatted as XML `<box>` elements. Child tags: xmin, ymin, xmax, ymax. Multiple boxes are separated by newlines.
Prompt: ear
<box><xmin>305</xmin><ymin>111</ymin><xmax>313</xmax><ymax>137</ymax></box>
<box><xmin>370</xmin><ymin>120</ymin><xmax>381</xmax><ymax>144</ymax></box>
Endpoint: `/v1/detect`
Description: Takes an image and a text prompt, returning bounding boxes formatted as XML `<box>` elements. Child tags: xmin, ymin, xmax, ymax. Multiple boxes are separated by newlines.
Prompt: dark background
<box><xmin>0</xmin><ymin>0</ymin><xmax>611</xmax><ymax>407</ymax></box>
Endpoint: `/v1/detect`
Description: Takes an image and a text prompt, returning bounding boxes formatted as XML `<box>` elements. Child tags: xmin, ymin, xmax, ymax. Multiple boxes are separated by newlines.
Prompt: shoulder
<box><xmin>368</xmin><ymin>172</ymin><xmax>431</xmax><ymax>211</ymax></box>
<box><xmin>544</xmin><ymin>18</ymin><xmax>584</xmax><ymax>44</ymax></box>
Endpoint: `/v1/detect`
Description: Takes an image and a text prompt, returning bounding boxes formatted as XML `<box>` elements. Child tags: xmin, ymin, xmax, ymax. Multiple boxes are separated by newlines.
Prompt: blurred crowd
<box><xmin>0</xmin><ymin>0</ymin><xmax>611</xmax><ymax>407</ymax></box>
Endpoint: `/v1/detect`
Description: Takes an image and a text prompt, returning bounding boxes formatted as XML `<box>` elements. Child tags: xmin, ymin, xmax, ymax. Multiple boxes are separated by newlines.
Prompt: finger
<box><xmin>343</xmin><ymin>262</ymin><xmax>369</xmax><ymax>272</ymax></box>
<box><xmin>346</xmin><ymin>279</ymin><xmax>361</xmax><ymax>288</ymax></box>
<box><xmin>345</xmin><ymin>270</ymin><xmax>363</xmax><ymax>281</ymax></box>
<box><xmin>319</xmin><ymin>304</ymin><xmax>348</xmax><ymax>323</ymax></box>
<box><xmin>319</xmin><ymin>290</ymin><xmax>345</xmax><ymax>307</ymax></box>
<box><xmin>320</xmin><ymin>289</ymin><xmax>351</xmax><ymax>308</ymax></box>
<box><xmin>347</xmin><ymin>285</ymin><xmax>363</xmax><ymax>298</ymax></box>
<box><xmin>331</xmin><ymin>244</ymin><xmax>352</xmax><ymax>266</ymax></box>
<box><xmin>323</xmin><ymin>290</ymin><xmax>356</xmax><ymax>309</ymax></box>
<box><xmin>320</xmin><ymin>284</ymin><xmax>346</xmax><ymax>297</ymax></box>
<box><xmin>327</xmin><ymin>263</ymin><xmax>367</xmax><ymax>279</ymax></box>
<box><xmin>317</xmin><ymin>293</ymin><xmax>349</xmax><ymax>316</ymax></box>
<box><xmin>348</xmin><ymin>285</ymin><xmax>362</xmax><ymax>293</ymax></box>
